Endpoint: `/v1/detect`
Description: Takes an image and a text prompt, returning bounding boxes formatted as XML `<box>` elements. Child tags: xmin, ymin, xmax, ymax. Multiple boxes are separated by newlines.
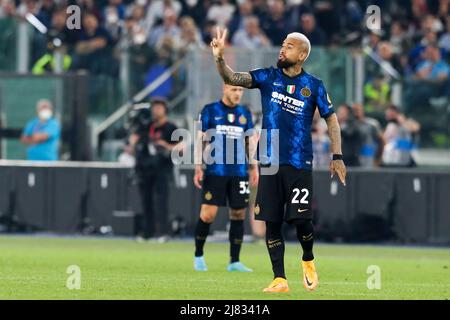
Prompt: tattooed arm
<box><xmin>211</xmin><ymin>27</ymin><xmax>253</xmax><ymax>88</ymax></box>
<box><xmin>215</xmin><ymin>56</ymin><xmax>253</xmax><ymax>88</ymax></box>
<box><xmin>325</xmin><ymin>113</ymin><xmax>347</xmax><ymax>186</ymax></box>
<box><xmin>325</xmin><ymin>113</ymin><xmax>342</xmax><ymax>155</ymax></box>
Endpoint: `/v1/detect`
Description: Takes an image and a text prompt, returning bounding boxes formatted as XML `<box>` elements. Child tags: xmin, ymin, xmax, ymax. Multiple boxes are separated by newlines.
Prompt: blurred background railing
<box><xmin>0</xmin><ymin>7</ymin><xmax>449</xmax><ymax>162</ymax></box>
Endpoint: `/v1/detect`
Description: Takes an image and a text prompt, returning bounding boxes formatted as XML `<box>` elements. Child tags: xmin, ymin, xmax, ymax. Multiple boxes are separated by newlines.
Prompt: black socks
<box><xmin>265</xmin><ymin>221</ymin><xmax>286</xmax><ymax>279</ymax></box>
<box><xmin>194</xmin><ymin>218</ymin><xmax>211</xmax><ymax>257</ymax></box>
<box><xmin>229</xmin><ymin>220</ymin><xmax>244</xmax><ymax>263</ymax></box>
<box><xmin>295</xmin><ymin>220</ymin><xmax>314</xmax><ymax>261</ymax></box>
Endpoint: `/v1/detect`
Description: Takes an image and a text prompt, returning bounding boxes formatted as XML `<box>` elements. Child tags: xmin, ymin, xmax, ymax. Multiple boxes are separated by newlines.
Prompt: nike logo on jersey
<box><xmin>298</xmin><ymin>208</ymin><xmax>309</xmax><ymax>213</ymax></box>
<box><xmin>214</xmin><ymin>116</ymin><xmax>223</xmax><ymax>120</ymax></box>
<box><xmin>273</xmin><ymin>82</ymin><xmax>284</xmax><ymax>87</ymax></box>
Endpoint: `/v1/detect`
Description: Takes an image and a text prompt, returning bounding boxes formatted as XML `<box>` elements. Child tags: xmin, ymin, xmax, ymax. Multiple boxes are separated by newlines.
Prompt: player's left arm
<box><xmin>245</xmin><ymin>135</ymin><xmax>259</xmax><ymax>187</ymax></box>
<box><xmin>325</xmin><ymin>113</ymin><xmax>346</xmax><ymax>186</ymax></box>
<box><xmin>244</xmin><ymin>110</ymin><xmax>259</xmax><ymax>187</ymax></box>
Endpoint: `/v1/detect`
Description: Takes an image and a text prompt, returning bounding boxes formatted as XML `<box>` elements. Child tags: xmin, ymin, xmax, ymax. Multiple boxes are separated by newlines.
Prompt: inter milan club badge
<box><xmin>205</xmin><ymin>192</ymin><xmax>212</xmax><ymax>201</ymax></box>
<box><xmin>286</xmin><ymin>85</ymin><xmax>295</xmax><ymax>94</ymax></box>
<box><xmin>301</xmin><ymin>87</ymin><xmax>311</xmax><ymax>97</ymax></box>
<box><xmin>227</xmin><ymin>113</ymin><xmax>235</xmax><ymax>123</ymax></box>
<box><xmin>239</xmin><ymin>115</ymin><xmax>247</xmax><ymax>125</ymax></box>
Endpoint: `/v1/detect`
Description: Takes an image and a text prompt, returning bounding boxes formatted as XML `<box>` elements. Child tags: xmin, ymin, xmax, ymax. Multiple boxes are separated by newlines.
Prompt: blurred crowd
<box><xmin>0</xmin><ymin>1</ymin><xmax>449</xmax><ymax>89</ymax></box>
<box><xmin>312</xmin><ymin>102</ymin><xmax>421</xmax><ymax>168</ymax></box>
<box><xmin>0</xmin><ymin>0</ymin><xmax>449</xmax><ymax>155</ymax></box>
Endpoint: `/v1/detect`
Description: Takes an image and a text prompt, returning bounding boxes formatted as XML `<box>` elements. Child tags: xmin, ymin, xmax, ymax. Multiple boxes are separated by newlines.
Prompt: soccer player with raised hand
<box><xmin>211</xmin><ymin>27</ymin><xmax>346</xmax><ymax>293</ymax></box>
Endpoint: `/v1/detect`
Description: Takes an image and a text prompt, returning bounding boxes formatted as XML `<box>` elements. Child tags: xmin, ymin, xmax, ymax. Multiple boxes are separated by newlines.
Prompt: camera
<box><xmin>126</xmin><ymin>103</ymin><xmax>152</xmax><ymax>135</ymax></box>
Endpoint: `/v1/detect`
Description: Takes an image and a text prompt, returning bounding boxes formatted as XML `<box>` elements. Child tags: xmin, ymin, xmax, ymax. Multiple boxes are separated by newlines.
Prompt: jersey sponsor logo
<box><xmin>271</xmin><ymin>92</ymin><xmax>304</xmax><ymax>107</ymax></box>
<box><xmin>239</xmin><ymin>115</ymin><xmax>247</xmax><ymax>125</ymax></box>
<box><xmin>286</xmin><ymin>85</ymin><xmax>296</xmax><ymax>94</ymax></box>
<box><xmin>215</xmin><ymin>124</ymin><xmax>244</xmax><ymax>139</ymax></box>
<box><xmin>227</xmin><ymin>113</ymin><xmax>235</xmax><ymax>123</ymax></box>
<box><xmin>301</xmin><ymin>87</ymin><xmax>311</xmax><ymax>97</ymax></box>
<box><xmin>271</xmin><ymin>91</ymin><xmax>305</xmax><ymax>115</ymax></box>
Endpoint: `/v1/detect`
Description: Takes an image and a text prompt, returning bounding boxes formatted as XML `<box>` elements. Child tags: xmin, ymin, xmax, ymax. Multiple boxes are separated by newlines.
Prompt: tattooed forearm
<box><xmin>325</xmin><ymin>113</ymin><xmax>343</xmax><ymax>155</ymax></box>
<box><xmin>215</xmin><ymin>57</ymin><xmax>253</xmax><ymax>88</ymax></box>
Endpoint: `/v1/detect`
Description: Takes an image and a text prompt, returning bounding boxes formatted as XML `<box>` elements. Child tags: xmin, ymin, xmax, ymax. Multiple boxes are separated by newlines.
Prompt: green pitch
<box><xmin>0</xmin><ymin>236</ymin><xmax>449</xmax><ymax>300</ymax></box>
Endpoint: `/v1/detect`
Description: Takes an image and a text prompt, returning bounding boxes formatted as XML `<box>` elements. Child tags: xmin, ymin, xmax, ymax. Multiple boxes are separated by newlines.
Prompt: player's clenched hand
<box><xmin>193</xmin><ymin>166</ymin><xmax>204</xmax><ymax>189</ymax></box>
<box><xmin>248</xmin><ymin>165</ymin><xmax>259</xmax><ymax>188</ymax></box>
<box><xmin>330</xmin><ymin>159</ymin><xmax>346</xmax><ymax>186</ymax></box>
<box><xmin>210</xmin><ymin>26</ymin><xmax>227</xmax><ymax>58</ymax></box>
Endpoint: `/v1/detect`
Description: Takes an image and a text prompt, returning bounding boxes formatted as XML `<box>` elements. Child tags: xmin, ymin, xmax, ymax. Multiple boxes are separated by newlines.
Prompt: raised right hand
<box><xmin>210</xmin><ymin>27</ymin><xmax>227</xmax><ymax>59</ymax></box>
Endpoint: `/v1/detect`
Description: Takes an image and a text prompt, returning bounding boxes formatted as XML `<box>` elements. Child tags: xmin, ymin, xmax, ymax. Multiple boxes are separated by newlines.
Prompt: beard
<box><xmin>277</xmin><ymin>58</ymin><xmax>296</xmax><ymax>69</ymax></box>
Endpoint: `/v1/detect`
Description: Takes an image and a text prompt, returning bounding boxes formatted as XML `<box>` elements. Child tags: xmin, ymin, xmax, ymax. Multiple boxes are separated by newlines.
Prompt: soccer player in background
<box><xmin>192</xmin><ymin>84</ymin><xmax>259</xmax><ymax>272</ymax></box>
<box><xmin>210</xmin><ymin>28</ymin><xmax>346</xmax><ymax>292</ymax></box>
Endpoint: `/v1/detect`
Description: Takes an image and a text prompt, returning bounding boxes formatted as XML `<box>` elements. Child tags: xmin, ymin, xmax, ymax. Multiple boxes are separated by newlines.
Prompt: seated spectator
<box><xmin>0</xmin><ymin>0</ymin><xmax>15</xmax><ymax>18</ymax></box>
<box><xmin>144</xmin><ymin>0</ymin><xmax>182</xmax><ymax>33</ymax></box>
<box><xmin>206</xmin><ymin>0</ymin><xmax>235</xmax><ymax>28</ymax></box>
<box><xmin>438</xmin><ymin>16</ymin><xmax>450</xmax><ymax>55</ymax></box>
<box><xmin>102</xmin><ymin>0</ymin><xmax>126</xmax><ymax>42</ymax></box>
<box><xmin>21</xmin><ymin>99</ymin><xmax>61</xmax><ymax>161</ymax></box>
<box><xmin>296</xmin><ymin>13</ymin><xmax>327</xmax><ymax>46</ymax></box>
<box><xmin>261</xmin><ymin>0</ymin><xmax>291</xmax><ymax>46</ymax></box>
<box><xmin>228</xmin><ymin>0</ymin><xmax>253</xmax><ymax>39</ymax></box>
<box><xmin>74</xmin><ymin>13</ymin><xmax>114</xmax><ymax>75</ymax></box>
<box><xmin>176</xmin><ymin>16</ymin><xmax>205</xmax><ymax>54</ymax></box>
<box><xmin>389</xmin><ymin>21</ymin><xmax>410</xmax><ymax>56</ymax></box>
<box><xmin>47</xmin><ymin>9</ymin><xmax>80</xmax><ymax>50</ymax></box>
<box><xmin>232</xmin><ymin>16</ymin><xmax>271</xmax><ymax>49</ymax></box>
<box><xmin>148</xmin><ymin>8</ymin><xmax>180</xmax><ymax>48</ymax></box>
<box><xmin>36</xmin><ymin>0</ymin><xmax>56</xmax><ymax>28</ymax></box>
<box><xmin>145</xmin><ymin>37</ymin><xmax>175</xmax><ymax>99</ymax></box>
<box><xmin>78</xmin><ymin>0</ymin><xmax>102</xmax><ymax>21</ymax></box>
<box><xmin>123</xmin><ymin>15</ymin><xmax>156</xmax><ymax>95</ymax></box>
<box><xmin>414</xmin><ymin>45</ymin><xmax>450</xmax><ymax>82</ymax></box>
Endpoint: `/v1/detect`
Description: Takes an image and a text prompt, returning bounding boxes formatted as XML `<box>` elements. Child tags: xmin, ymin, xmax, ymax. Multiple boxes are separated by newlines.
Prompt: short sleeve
<box><xmin>45</xmin><ymin>120</ymin><xmax>61</xmax><ymax>140</ymax></box>
<box><xmin>199</xmin><ymin>106</ymin><xmax>210</xmax><ymax>132</ymax></box>
<box><xmin>249</xmin><ymin>68</ymin><xmax>270</xmax><ymax>89</ymax></box>
<box><xmin>316</xmin><ymin>80</ymin><xmax>335</xmax><ymax>119</ymax></box>
<box><xmin>165</xmin><ymin>123</ymin><xmax>178</xmax><ymax>144</ymax></box>
<box><xmin>23</xmin><ymin>121</ymin><xmax>34</xmax><ymax>136</ymax></box>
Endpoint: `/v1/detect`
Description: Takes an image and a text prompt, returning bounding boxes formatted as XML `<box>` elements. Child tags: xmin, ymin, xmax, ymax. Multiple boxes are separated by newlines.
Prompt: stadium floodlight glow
<box><xmin>25</xmin><ymin>13</ymin><xmax>48</xmax><ymax>34</ymax></box>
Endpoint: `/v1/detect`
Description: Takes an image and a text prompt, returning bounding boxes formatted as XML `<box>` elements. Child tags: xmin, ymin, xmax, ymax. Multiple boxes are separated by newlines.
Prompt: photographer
<box><xmin>129</xmin><ymin>98</ymin><xmax>182</xmax><ymax>242</ymax></box>
<box><xmin>336</xmin><ymin>104</ymin><xmax>363</xmax><ymax>167</ymax></box>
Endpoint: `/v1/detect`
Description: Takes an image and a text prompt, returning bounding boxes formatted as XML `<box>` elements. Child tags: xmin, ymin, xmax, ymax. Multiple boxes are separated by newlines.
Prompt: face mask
<box><xmin>39</xmin><ymin>109</ymin><xmax>53</xmax><ymax>120</ymax></box>
<box><xmin>133</xmin><ymin>32</ymin><xmax>146</xmax><ymax>45</ymax></box>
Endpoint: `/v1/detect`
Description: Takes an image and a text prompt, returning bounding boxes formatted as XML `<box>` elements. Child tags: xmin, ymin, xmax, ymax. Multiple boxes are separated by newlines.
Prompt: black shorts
<box><xmin>201</xmin><ymin>175</ymin><xmax>250</xmax><ymax>209</ymax></box>
<box><xmin>254</xmin><ymin>165</ymin><xmax>313</xmax><ymax>223</ymax></box>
